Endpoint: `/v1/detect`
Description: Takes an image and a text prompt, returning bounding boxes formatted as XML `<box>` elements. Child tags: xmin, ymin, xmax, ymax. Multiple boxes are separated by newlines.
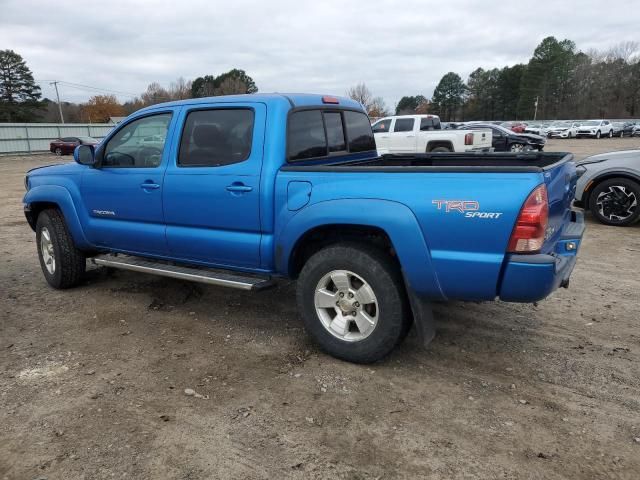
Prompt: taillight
<box><xmin>464</xmin><ymin>132</ymin><xmax>474</xmax><ymax>145</ymax></box>
<box><xmin>322</xmin><ymin>95</ymin><xmax>339</xmax><ymax>104</ymax></box>
<box><xmin>507</xmin><ymin>184</ymin><xmax>549</xmax><ymax>253</ymax></box>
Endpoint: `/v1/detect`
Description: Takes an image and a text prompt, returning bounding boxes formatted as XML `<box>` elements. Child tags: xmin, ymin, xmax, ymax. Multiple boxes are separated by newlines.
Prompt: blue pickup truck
<box><xmin>23</xmin><ymin>93</ymin><xmax>585</xmax><ymax>363</ymax></box>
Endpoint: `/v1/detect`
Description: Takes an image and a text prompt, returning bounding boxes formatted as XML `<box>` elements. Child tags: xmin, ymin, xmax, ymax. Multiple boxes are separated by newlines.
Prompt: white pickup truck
<box><xmin>371</xmin><ymin>114</ymin><xmax>492</xmax><ymax>154</ymax></box>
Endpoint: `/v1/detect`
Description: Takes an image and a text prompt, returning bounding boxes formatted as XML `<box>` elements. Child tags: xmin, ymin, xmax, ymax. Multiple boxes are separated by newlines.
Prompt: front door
<box><xmin>490</xmin><ymin>127</ymin><xmax>508</xmax><ymax>151</ymax></box>
<box><xmin>162</xmin><ymin>103</ymin><xmax>265</xmax><ymax>269</ymax></box>
<box><xmin>81</xmin><ymin>111</ymin><xmax>176</xmax><ymax>255</ymax></box>
<box><xmin>389</xmin><ymin>117</ymin><xmax>416</xmax><ymax>153</ymax></box>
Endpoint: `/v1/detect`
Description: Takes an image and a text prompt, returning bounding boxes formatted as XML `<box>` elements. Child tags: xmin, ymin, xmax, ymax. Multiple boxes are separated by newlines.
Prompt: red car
<box><xmin>49</xmin><ymin>136</ymin><xmax>99</xmax><ymax>156</ymax></box>
<box><xmin>501</xmin><ymin>122</ymin><xmax>527</xmax><ymax>133</ymax></box>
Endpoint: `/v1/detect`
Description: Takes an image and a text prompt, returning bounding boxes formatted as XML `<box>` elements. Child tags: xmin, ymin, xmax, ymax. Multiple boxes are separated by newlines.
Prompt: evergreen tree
<box><xmin>0</xmin><ymin>49</ymin><xmax>42</xmax><ymax>122</ymax></box>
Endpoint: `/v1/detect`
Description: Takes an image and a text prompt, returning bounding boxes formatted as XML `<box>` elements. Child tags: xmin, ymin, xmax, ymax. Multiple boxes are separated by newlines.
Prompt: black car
<box><xmin>620</xmin><ymin>122</ymin><xmax>637</xmax><ymax>137</ymax></box>
<box><xmin>460</xmin><ymin>123</ymin><xmax>546</xmax><ymax>152</ymax></box>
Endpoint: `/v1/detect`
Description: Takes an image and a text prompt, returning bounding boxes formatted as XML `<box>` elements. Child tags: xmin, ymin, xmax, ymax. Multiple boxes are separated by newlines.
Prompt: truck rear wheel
<box><xmin>430</xmin><ymin>146</ymin><xmax>451</xmax><ymax>153</ymax></box>
<box><xmin>36</xmin><ymin>209</ymin><xmax>86</xmax><ymax>289</ymax></box>
<box><xmin>296</xmin><ymin>243</ymin><xmax>409</xmax><ymax>363</ymax></box>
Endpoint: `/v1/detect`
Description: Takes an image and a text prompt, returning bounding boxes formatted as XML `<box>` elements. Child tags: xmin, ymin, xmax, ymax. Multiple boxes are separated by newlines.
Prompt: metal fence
<box><xmin>0</xmin><ymin>123</ymin><xmax>115</xmax><ymax>155</ymax></box>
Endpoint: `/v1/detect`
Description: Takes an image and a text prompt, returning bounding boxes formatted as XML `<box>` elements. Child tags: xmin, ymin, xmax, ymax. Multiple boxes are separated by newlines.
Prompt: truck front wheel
<box><xmin>36</xmin><ymin>209</ymin><xmax>86</xmax><ymax>289</ymax></box>
<box><xmin>296</xmin><ymin>243</ymin><xmax>409</xmax><ymax>363</ymax></box>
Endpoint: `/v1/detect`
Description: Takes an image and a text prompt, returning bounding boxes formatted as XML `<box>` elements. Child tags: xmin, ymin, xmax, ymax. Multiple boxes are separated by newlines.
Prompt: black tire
<box><xmin>608</xmin><ymin>130</ymin><xmax>613</xmax><ymax>138</ymax></box>
<box><xmin>588</xmin><ymin>178</ymin><xmax>640</xmax><ymax>227</ymax></box>
<box><xmin>296</xmin><ymin>243</ymin><xmax>409</xmax><ymax>363</ymax></box>
<box><xmin>430</xmin><ymin>146</ymin><xmax>451</xmax><ymax>153</ymax></box>
<box><xmin>54</xmin><ymin>147</ymin><xmax>62</xmax><ymax>156</ymax></box>
<box><xmin>36</xmin><ymin>209</ymin><xmax>86</xmax><ymax>288</ymax></box>
<box><xmin>595</xmin><ymin>130</ymin><xmax>601</xmax><ymax>139</ymax></box>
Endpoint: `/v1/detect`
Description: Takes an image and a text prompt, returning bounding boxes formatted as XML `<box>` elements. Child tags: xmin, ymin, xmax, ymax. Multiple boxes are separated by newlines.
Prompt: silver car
<box><xmin>574</xmin><ymin>150</ymin><xmax>640</xmax><ymax>226</ymax></box>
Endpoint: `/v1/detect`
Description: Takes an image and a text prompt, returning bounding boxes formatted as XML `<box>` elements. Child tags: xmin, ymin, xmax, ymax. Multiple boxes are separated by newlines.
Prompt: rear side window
<box><xmin>343</xmin><ymin>111</ymin><xmax>376</xmax><ymax>153</ymax></box>
<box><xmin>288</xmin><ymin>109</ymin><xmax>376</xmax><ymax>161</ymax></box>
<box><xmin>393</xmin><ymin>118</ymin><xmax>415</xmax><ymax>132</ymax></box>
<box><xmin>420</xmin><ymin>117</ymin><xmax>441</xmax><ymax>131</ymax></box>
<box><xmin>178</xmin><ymin>109</ymin><xmax>254</xmax><ymax>167</ymax></box>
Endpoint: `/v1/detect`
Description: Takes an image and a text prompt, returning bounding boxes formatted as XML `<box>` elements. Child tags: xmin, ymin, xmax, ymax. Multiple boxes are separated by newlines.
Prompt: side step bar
<box><xmin>92</xmin><ymin>254</ymin><xmax>273</xmax><ymax>291</ymax></box>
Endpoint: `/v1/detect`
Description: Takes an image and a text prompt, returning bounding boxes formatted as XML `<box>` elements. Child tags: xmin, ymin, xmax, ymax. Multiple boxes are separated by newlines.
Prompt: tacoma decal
<box><xmin>92</xmin><ymin>209</ymin><xmax>116</xmax><ymax>216</ymax></box>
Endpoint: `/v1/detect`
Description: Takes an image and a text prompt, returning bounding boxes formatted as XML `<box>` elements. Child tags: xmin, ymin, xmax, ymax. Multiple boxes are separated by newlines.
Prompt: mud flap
<box><xmin>407</xmin><ymin>288</ymin><xmax>436</xmax><ymax>348</ymax></box>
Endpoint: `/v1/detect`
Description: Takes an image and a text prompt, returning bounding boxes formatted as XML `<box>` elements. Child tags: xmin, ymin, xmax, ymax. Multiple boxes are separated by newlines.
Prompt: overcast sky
<box><xmin>2</xmin><ymin>0</ymin><xmax>639</xmax><ymax>109</ymax></box>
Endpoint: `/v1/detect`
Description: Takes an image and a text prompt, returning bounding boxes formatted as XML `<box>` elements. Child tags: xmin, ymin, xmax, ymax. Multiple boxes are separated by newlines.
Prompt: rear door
<box><xmin>389</xmin><ymin>117</ymin><xmax>417</xmax><ymax>153</ymax></box>
<box><xmin>162</xmin><ymin>103</ymin><xmax>265</xmax><ymax>268</ymax></box>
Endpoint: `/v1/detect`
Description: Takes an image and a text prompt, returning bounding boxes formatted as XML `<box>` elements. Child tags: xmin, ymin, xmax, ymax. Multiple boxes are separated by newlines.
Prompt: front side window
<box><xmin>103</xmin><ymin>113</ymin><xmax>171</xmax><ymax>168</ymax></box>
<box><xmin>393</xmin><ymin>118</ymin><xmax>415</xmax><ymax>132</ymax></box>
<box><xmin>372</xmin><ymin>119</ymin><xmax>391</xmax><ymax>133</ymax></box>
<box><xmin>178</xmin><ymin>109</ymin><xmax>254</xmax><ymax>167</ymax></box>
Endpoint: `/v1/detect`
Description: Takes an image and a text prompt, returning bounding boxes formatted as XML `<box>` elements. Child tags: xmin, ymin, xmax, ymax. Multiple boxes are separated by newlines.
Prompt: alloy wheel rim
<box><xmin>510</xmin><ymin>144</ymin><xmax>524</xmax><ymax>152</ymax></box>
<box><xmin>40</xmin><ymin>227</ymin><xmax>56</xmax><ymax>274</ymax></box>
<box><xmin>314</xmin><ymin>269</ymin><xmax>379</xmax><ymax>342</ymax></box>
<box><xmin>596</xmin><ymin>186</ymin><xmax>638</xmax><ymax>221</ymax></box>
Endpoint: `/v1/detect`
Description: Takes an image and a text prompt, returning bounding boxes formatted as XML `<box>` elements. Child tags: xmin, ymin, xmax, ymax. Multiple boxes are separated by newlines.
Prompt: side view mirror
<box><xmin>74</xmin><ymin>144</ymin><xmax>97</xmax><ymax>166</ymax></box>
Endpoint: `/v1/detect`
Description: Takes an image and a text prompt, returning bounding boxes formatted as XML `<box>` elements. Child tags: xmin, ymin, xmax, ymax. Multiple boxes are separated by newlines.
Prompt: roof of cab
<box><xmin>137</xmin><ymin>93</ymin><xmax>363</xmax><ymax>114</ymax></box>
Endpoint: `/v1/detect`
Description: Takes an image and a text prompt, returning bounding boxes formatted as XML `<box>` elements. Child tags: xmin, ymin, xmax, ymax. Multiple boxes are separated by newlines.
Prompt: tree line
<box><xmin>3</xmin><ymin>37</ymin><xmax>640</xmax><ymax>124</ymax></box>
<box><xmin>0</xmin><ymin>49</ymin><xmax>259</xmax><ymax>123</ymax></box>
<box><xmin>388</xmin><ymin>37</ymin><xmax>640</xmax><ymax>122</ymax></box>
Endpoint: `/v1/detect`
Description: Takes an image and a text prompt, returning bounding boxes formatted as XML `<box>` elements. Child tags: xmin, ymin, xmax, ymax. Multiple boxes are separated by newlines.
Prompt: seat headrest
<box><xmin>192</xmin><ymin>124</ymin><xmax>223</xmax><ymax>148</ymax></box>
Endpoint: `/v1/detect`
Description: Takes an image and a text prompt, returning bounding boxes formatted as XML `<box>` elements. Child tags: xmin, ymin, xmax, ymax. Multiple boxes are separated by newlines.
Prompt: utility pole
<box><xmin>533</xmin><ymin>96</ymin><xmax>539</xmax><ymax>121</ymax></box>
<box><xmin>50</xmin><ymin>81</ymin><xmax>65</xmax><ymax>123</ymax></box>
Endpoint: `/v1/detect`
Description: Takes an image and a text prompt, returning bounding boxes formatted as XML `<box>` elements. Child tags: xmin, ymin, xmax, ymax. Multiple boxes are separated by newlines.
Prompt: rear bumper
<box><xmin>499</xmin><ymin>211</ymin><xmax>585</xmax><ymax>302</ymax></box>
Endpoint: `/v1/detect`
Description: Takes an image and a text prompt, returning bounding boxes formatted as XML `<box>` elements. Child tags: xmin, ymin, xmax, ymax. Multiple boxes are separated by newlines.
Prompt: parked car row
<box><xmin>509</xmin><ymin>119</ymin><xmax>639</xmax><ymax>139</ymax></box>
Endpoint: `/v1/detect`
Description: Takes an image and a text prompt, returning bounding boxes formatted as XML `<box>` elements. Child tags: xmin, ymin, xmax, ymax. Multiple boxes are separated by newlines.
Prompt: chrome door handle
<box><xmin>140</xmin><ymin>182</ymin><xmax>160</xmax><ymax>190</ymax></box>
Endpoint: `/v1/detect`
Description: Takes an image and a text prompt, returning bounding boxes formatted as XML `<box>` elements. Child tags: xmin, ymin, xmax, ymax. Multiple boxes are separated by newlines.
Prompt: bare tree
<box><xmin>347</xmin><ymin>83</ymin><xmax>373</xmax><ymax>109</ymax></box>
<box><xmin>606</xmin><ymin>41</ymin><xmax>639</xmax><ymax>62</ymax></box>
<box><xmin>168</xmin><ymin>77</ymin><xmax>192</xmax><ymax>100</ymax></box>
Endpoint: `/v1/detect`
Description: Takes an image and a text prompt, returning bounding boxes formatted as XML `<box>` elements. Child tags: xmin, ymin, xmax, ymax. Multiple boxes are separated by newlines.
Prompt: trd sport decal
<box><xmin>432</xmin><ymin>200</ymin><xmax>503</xmax><ymax>219</ymax></box>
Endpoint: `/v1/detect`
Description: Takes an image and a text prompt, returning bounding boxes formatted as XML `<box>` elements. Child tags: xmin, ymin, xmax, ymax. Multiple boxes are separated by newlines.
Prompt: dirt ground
<box><xmin>1</xmin><ymin>138</ymin><xmax>640</xmax><ymax>480</ymax></box>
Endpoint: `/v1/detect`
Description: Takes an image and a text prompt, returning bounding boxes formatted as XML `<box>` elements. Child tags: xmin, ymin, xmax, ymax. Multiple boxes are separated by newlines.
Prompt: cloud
<box><xmin>1</xmin><ymin>0</ymin><xmax>638</xmax><ymax>109</ymax></box>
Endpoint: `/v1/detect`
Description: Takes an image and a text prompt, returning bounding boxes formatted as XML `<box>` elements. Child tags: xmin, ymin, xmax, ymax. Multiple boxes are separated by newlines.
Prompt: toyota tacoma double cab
<box><xmin>23</xmin><ymin>93</ymin><xmax>585</xmax><ymax>363</ymax></box>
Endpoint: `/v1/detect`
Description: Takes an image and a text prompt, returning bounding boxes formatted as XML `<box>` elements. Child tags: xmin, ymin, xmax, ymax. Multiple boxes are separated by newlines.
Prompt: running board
<box><xmin>92</xmin><ymin>254</ymin><xmax>273</xmax><ymax>291</ymax></box>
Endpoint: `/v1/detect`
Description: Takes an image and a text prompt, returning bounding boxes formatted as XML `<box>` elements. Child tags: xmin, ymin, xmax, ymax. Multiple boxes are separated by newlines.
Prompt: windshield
<box><xmin>483</xmin><ymin>124</ymin><xmax>512</xmax><ymax>135</ymax></box>
<box><xmin>581</xmin><ymin>120</ymin><xmax>601</xmax><ymax>126</ymax></box>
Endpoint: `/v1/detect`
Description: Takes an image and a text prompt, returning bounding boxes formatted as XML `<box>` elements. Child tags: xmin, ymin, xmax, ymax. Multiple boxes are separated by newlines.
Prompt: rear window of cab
<box><xmin>287</xmin><ymin>109</ymin><xmax>376</xmax><ymax>162</ymax></box>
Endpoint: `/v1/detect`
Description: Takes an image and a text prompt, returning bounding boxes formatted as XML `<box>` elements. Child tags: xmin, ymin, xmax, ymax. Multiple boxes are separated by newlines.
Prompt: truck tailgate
<box><xmin>539</xmin><ymin>156</ymin><xmax>578</xmax><ymax>253</ymax></box>
<box><xmin>470</xmin><ymin>128</ymin><xmax>492</xmax><ymax>150</ymax></box>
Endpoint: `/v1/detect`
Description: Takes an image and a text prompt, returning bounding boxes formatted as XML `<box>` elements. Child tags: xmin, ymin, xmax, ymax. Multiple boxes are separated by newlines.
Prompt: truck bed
<box><xmin>281</xmin><ymin>152</ymin><xmax>573</xmax><ymax>173</ymax></box>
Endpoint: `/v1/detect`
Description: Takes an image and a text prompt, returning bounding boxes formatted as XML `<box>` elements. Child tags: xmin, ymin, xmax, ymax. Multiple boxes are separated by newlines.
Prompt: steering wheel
<box><xmin>138</xmin><ymin>146</ymin><xmax>163</xmax><ymax>167</ymax></box>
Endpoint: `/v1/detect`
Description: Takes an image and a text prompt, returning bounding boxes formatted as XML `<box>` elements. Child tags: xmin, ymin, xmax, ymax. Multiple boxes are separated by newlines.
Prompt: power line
<box><xmin>36</xmin><ymin>79</ymin><xmax>140</xmax><ymax>98</ymax></box>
